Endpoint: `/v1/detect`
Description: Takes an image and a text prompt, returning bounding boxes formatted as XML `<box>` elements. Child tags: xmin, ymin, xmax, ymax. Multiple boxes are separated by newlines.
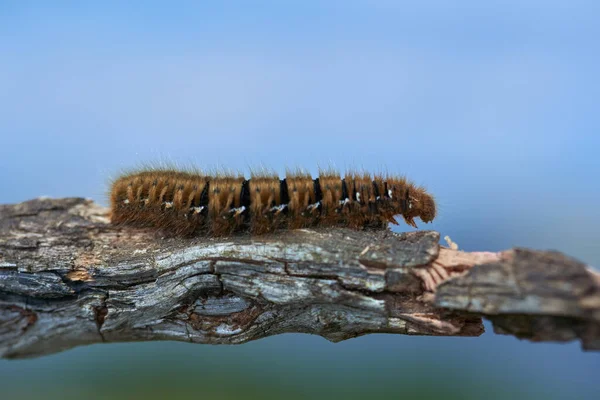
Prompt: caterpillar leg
<box><xmin>403</xmin><ymin>216</ymin><xmax>418</xmax><ymax>228</ymax></box>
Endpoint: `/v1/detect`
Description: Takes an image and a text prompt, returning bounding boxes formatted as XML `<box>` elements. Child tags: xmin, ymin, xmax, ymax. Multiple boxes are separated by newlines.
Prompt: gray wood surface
<box><xmin>0</xmin><ymin>197</ymin><xmax>598</xmax><ymax>358</ymax></box>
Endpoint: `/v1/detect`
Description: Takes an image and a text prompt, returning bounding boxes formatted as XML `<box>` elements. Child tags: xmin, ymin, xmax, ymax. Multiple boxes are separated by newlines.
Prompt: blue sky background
<box><xmin>1</xmin><ymin>1</ymin><xmax>599</xmax><ymax>399</ymax></box>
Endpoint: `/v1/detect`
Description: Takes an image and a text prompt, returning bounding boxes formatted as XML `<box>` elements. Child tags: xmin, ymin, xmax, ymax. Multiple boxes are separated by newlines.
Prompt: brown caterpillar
<box><xmin>109</xmin><ymin>168</ymin><xmax>436</xmax><ymax>236</ymax></box>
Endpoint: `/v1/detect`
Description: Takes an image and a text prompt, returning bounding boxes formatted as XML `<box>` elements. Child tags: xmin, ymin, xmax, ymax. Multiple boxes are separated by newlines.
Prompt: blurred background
<box><xmin>1</xmin><ymin>1</ymin><xmax>599</xmax><ymax>399</ymax></box>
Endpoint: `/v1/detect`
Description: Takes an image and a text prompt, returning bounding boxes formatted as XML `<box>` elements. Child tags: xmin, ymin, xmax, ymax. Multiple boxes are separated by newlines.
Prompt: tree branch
<box><xmin>0</xmin><ymin>197</ymin><xmax>598</xmax><ymax>358</ymax></box>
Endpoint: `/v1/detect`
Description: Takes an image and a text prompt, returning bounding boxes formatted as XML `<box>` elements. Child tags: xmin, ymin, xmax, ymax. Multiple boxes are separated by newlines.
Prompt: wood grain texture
<box><xmin>0</xmin><ymin>197</ymin><xmax>598</xmax><ymax>358</ymax></box>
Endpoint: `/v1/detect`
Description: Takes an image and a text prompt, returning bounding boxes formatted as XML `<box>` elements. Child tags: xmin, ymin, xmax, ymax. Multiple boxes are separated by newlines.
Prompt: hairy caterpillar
<box><xmin>109</xmin><ymin>168</ymin><xmax>436</xmax><ymax>236</ymax></box>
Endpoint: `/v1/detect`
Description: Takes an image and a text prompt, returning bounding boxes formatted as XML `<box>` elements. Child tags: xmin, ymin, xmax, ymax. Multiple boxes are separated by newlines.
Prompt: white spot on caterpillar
<box><xmin>356</xmin><ymin>192</ymin><xmax>361</xmax><ymax>202</ymax></box>
<box><xmin>191</xmin><ymin>206</ymin><xmax>204</xmax><ymax>214</ymax></box>
<box><xmin>123</xmin><ymin>199</ymin><xmax>130</xmax><ymax>204</ymax></box>
<box><xmin>388</xmin><ymin>189</ymin><xmax>393</xmax><ymax>198</ymax></box>
<box><xmin>339</xmin><ymin>198</ymin><xmax>350</xmax><ymax>206</ymax></box>
<box><xmin>230</xmin><ymin>206</ymin><xmax>246</xmax><ymax>215</ymax></box>
<box><xmin>270</xmin><ymin>204</ymin><xmax>287</xmax><ymax>212</ymax></box>
<box><xmin>163</xmin><ymin>202</ymin><xmax>174</xmax><ymax>209</ymax></box>
<box><xmin>307</xmin><ymin>201</ymin><xmax>321</xmax><ymax>211</ymax></box>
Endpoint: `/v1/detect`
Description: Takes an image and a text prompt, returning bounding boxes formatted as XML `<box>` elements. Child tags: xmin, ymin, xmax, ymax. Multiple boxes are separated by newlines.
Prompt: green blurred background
<box><xmin>1</xmin><ymin>1</ymin><xmax>599</xmax><ymax>399</ymax></box>
<box><xmin>2</xmin><ymin>332</ymin><xmax>599</xmax><ymax>399</ymax></box>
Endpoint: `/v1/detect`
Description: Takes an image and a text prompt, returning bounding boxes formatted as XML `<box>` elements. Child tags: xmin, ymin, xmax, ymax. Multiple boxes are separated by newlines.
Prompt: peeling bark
<box><xmin>0</xmin><ymin>197</ymin><xmax>598</xmax><ymax>359</ymax></box>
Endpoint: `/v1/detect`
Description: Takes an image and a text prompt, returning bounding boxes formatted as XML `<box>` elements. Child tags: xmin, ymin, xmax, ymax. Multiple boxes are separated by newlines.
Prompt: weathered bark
<box><xmin>0</xmin><ymin>197</ymin><xmax>598</xmax><ymax>359</ymax></box>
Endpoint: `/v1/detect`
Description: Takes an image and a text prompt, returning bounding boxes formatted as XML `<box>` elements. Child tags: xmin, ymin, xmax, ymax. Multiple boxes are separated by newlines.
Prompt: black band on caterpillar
<box><xmin>313</xmin><ymin>178</ymin><xmax>323</xmax><ymax>203</ymax></box>
<box><xmin>280</xmin><ymin>178</ymin><xmax>290</xmax><ymax>208</ymax></box>
<box><xmin>372</xmin><ymin>180</ymin><xmax>380</xmax><ymax>198</ymax></box>
<box><xmin>199</xmin><ymin>182</ymin><xmax>209</xmax><ymax>209</ymax></box>
<box><xmin>109</xmin><ymin>168</ymin><xmax>436</xmax><ymax>236</ymax></box>
<box><xmin>341</xmin><ymin>179</ymin><xmax>348</xmax><ymax>201</ymax></box>
<box><xmin>240</xmin><ymin>180</ymin><xmax>251</xmax><ymax>209</ymax></box>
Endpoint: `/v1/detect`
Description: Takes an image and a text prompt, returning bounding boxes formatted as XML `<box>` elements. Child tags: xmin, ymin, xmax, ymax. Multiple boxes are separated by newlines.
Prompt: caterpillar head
<box><xmin>412</xmin><ymin>191</ymin><xmax>436</xmax><ymax>223</ymax></box>
<box><xmin>388</xmin><ymin>180</ymin><xmax>436</xmax><ymax>227</ymax></box>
